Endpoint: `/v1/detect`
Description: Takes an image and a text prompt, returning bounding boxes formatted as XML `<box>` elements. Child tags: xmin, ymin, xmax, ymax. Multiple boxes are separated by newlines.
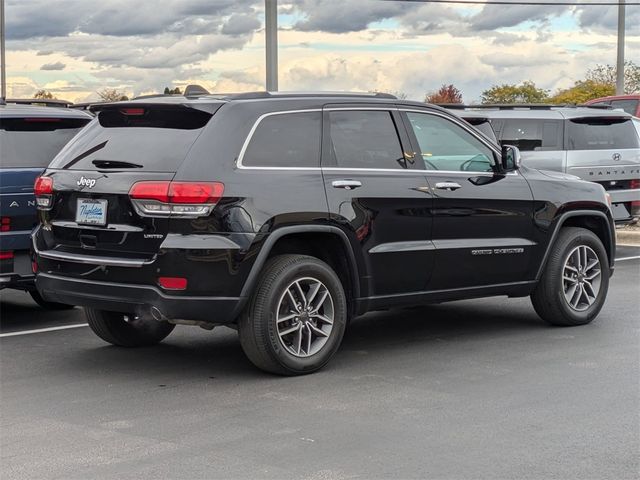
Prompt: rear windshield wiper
<box><xmin>92</xmin><ymin>160</ymin><xmax>143</xmax><ymax>169</ymax></box>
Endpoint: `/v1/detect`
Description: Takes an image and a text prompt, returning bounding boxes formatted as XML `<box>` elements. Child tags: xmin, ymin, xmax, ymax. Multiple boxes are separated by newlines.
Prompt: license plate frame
<box><xmin>76</xmin><ymin>198</ymin><xmax>108</xmax><ymax>226</ymax></box>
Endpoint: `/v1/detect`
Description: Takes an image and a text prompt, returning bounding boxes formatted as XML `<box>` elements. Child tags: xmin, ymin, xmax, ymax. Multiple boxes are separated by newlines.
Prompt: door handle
<box><xmin>332</xmin><ymin>180</ymin><xmax>362</xmax><ymax>190</ymax></box>
<box><xmin>435</xmin><ymin>182</ymin><xmax>462</xmax><ymax>191</ymax></box>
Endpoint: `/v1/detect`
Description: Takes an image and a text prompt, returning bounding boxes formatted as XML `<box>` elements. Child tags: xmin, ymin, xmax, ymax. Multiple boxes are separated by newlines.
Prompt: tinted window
<box><xmin>328</xmin><ymin>110</ymin><xmax>404</xmax><ymax>169</ymax></box>
<box><xmin>610</xmin><ymin>99</ymin><xmax>639</xmax><ymax>116</ymax></box>
<box><xmin>406</xmin><ymin>112</ymin><xmax>495</xmax><ymax>172</ymax></box>
<box><xmin>0</xmin><ymin>117</ymin><xmax>90</xmax><ymax>168</ymax></box>
<box><xmin>496</xmin><ymin>119</ymin><xmax>563</xmax><ymax>151</ymax></box>
<box><xmin>243</xmin><ymin>111</ymin><xmax>321</xmax><ymax>167</ymax></box>
<box><xmin>568</xmin><ymin>117</ymin><xmax>640</xmax><ymax>150</ymax></box>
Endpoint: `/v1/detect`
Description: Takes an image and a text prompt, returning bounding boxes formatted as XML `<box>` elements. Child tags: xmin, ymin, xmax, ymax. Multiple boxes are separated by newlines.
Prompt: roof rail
<box><xmin>438</xmin><ymin>103</ymin><xmax>614</xmax><ymax>111</ymax></box>
<box><xmin>228</xmin><ymin>91</ymin><xmax>397</xmax><ymax>100</ymax></box>
<box><xmin>6</xmin><ymin>98</ymin><xmax>74</xmax><ymax>108</ymax></box>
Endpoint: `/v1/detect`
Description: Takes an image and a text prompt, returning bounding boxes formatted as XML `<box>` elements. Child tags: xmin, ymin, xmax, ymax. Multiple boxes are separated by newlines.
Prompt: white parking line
<box><xmin>617</xmin><ymin>256</ymin><xmax>640</xmax><ymax>262</ymax></box>
<box><xmin>0</xmin><ymin>323</ymin><xmax>88</xmax><ymax>338</ymax></box>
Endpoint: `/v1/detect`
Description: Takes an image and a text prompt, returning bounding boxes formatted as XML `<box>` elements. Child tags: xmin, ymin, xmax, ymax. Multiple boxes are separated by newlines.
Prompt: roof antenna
<box><xmin>184</xmin><ymin>84</ymin><xmax>210</xmax><ymax>97</ymax></box>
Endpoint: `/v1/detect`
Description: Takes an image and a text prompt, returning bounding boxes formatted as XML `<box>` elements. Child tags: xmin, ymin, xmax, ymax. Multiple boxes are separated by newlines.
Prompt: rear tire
<box><xmin>238</xmin><ymin>254</ymin><xmax>348</xmax><ymax>375</ymax></box>
<box><xmin>531</xmin><ymin>227</ymin><xmax>609</xmax><ymax>326</ymax></box>
<box><xmin>29</xmin><ymin>290</ymin><xmax>75</xmax><ymax>310</ymax></box>
<box><xmin>85</xmin><ymin>308</ymin><xmax>175</xmax><ymax>347</ymax></box>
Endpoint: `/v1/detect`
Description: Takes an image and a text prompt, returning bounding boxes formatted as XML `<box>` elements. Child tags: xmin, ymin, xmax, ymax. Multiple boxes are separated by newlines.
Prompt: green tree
<box><xmin>425</xmin><ymin>84</ymin><xmax>463</xmax><ymax>104</ymax></box>
<box><xmin>551</xmin><ymin>80</ymin><xmax>615</xmax><ymax>105</ymax></box>
<box><xmin>34</xmin><ymin>90</ymin><xmax>54</xmax><ymax>99</ymax></box>
<box><xmin>163</xmin><ymin>87</ymin><xmax>182</xmax><ymax>95</ymax></box>
<box><xmin>481</xmin><ymin>81</ymin><xmax>549</xmax><ymax>104</ymax></box>
<box><xmin>586</xmin><ymin>61</ymin><xmax>640</xmax><ymax>94</ymax></box>
<box><xmin>97</xmin><ymin>88</ymin><xmax>129</xmax><ymax>102</ymax></box>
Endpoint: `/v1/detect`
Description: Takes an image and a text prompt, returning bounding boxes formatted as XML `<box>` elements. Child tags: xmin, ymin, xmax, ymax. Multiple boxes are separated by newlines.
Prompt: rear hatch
<box><xmin>1</xmin><ymin>115</ymin><xmax>89</xmax><ymax>256</ymax></box>
<box><xmin>565</xmin><ymin>116</ymin><xmax>640</xmax><ymax>184</ymax></box>
<box><xmin>40</xmin><ymin>102</ymin><xmax>220</xmax><ymax>261</ymax></box>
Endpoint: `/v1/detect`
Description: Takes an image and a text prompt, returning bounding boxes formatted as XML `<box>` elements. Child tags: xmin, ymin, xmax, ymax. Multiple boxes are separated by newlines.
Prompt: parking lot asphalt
<box><xmin>1</xmin><ymin>246</ymin><xmax>639</xmax><ymax>480</ymax></box>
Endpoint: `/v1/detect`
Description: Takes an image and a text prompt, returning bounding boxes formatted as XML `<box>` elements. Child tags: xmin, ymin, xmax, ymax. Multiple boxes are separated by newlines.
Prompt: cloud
<box><xmin>40</xmin><ymin>61</ymin><xmax>66</xmax><ymax>71</ymax></box>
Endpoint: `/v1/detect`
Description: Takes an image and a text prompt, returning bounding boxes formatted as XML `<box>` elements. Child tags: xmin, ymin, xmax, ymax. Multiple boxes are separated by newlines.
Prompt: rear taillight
<box><xmin>128</xmin><ymin>181</ymin><xmax>224</xmax><ymax>218</ymax></box>
<box><xmin>631</xmin><ymin>179</ymin><xmax>640</xmax><ymax>216</ymax></box>
<box><xmin>0</xmin><ymin>217</ymin><xmax>10</xmax><ymax>232</ymax></box>
<box><xmin>34</xmin><ymin>176</ymin><xmax>54</xmax><ymax>209</ymax></box>
<box><xmin>0</xmin><ymin>251</ymin><xmax>14</xmax><ymax>261</ymax></box>
<box><xmin>158</xmin><ymin>276</ymin><xmax>188</xmax><ymax>290</ymax></box>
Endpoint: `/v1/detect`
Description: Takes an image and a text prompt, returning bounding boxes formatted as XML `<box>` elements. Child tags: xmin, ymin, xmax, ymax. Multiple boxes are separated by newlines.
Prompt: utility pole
<box><xmin>616</xmin><ymin>0</ymin><xmax>625</xmax><ymax>95</ymax></box>
<box><xmin>1</xmin><ymin>0</ymin><xmax>6</xmax><ymax>100</ymax></box>
<box><xmin>265</xmin><ymin>0</ymin><xmax>278</xmax><ymax>91</ymax></box>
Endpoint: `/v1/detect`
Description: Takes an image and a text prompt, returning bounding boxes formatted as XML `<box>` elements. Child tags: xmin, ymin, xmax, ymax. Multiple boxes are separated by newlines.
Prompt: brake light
<box><xmin>630</xmin><ymin>179</ymin><xmax>640</xmax><ymax>190</ymax></box>
<box><xmin>34</xmin><ymin>176</ymin><xmax>54</xmax><ymax>209</ymax></box>
<box><xmin>158</xmin><ymin>276</ymin><xmax>187</xmax><ymax>290</ymax></box>
<box><xmin>128</xmin><ymin>181</ymin><xmax>224</xmax><ymax>217</ymax></box>
<box><xmin>120</xmin><ymin>108</ymin><xmax>145</xmax><ymax>116</ymax></box>
<box><xmin>0</xmin><ymin>251</ymin><xmax>14</xmax><ymax>260</ymax></box>
<box><xmin>631</xmin><ymin>179</ymin><xmax>640</xmax><ymax>216</ymax></box>
<box><xmin>0</xmin><ymin>217</ymin><xmax>10</xmax><ymax>232</ymax></box>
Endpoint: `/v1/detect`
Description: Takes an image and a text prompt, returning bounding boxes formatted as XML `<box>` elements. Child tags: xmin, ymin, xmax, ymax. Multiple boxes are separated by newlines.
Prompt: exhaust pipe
<box><xmin>150</xmin><ymin>306</ymin><xmax>216</xmax><ymax>330</ymax></box>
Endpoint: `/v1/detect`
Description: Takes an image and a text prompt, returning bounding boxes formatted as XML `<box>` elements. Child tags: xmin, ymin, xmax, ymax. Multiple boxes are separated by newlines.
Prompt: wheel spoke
<box><xmin>286</xmin><ymin>288</ymin><xmax>299</xmax><ymax>311</ymax></box>
<box><xmin>573</xmin><ymin>249</ymin><xmax>582</xmax><ymax>271</ymax></box>
<box><xmin>306</xmin><ymin>281</ymin><xmax>322</xmax><ymax>306</ymax></box>
<box><xmin>277</xmin><ymin>312</ymin><xmax>298</xmax><ymax>324</ymax></box>
<box><xmin>570</xmin><ymin>284</ymin><xmax>583</xmax><ymax>308</ymax></box>
<box><xmin>563</xmin><ymin>275</ymin><xmax>578</xmax><ymax>284</ymax></box>
<box><xmin>310</xmin><ymin>289</ymin><xmax>329</xmax><ymax>313</ymax></box>
<box><xmin>308</xmin><ymin>323</ymin><xmax>329</xmax><ymax>338</ymax></box>
<box><xmin>312</xmin><ymin>313</ymin><xmax>334</xmax><ymax>325</ymax></box>
<box><xmin>305</xmin><ymin>324</ymin><xmax>312</xmax><ymax>354</ymax></box>
<box><xmin>564</xmin><ymin>265</ymin><xmax>579</xmax><ymax>274</ymax></box>
<box><xmin>582</xmin><ymin>281</ymin><xmax>596</xmax><ymax>302</ymax></box>
<box><xmin>295</xmin><ymin>323</ymin><xmax>303</xmax><ymax>355</ymax></box>
<box><xmin>279</xmin><ymin>324</ymin><xmax>300</xmax><ymax>336</ymax></box>
<box><xmin>585</xmin><ymin>258</ymin><xmax>599</xmax><ymax>273</ymax></box>
<box><xmin>294</xmin><ymin>281</ymin><xmax>307</xmax><ymax>308</ymax></box>
<box><xmin>586</xmin><ymin>269</ymin><xmax>601</xmax><ymax>281</ymax></box>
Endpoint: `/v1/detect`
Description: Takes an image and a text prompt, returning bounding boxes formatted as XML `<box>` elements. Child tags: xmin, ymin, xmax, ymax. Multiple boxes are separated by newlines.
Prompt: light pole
<box><xmin>1</xmin><ymin>0</ymin><xmax>6</xmax><ymax>100</ymax></box>
<box><xmin>616</xmin><ymin>0</ymin><xmax>625</xmax><ymax>95</ymax></box>
<box><xmin>265</xmin><ymin>0</ymin><xmax>278</xmax><ymax>91</ymax></box>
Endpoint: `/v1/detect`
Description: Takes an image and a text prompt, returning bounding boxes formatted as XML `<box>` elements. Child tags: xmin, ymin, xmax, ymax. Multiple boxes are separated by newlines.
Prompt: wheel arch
<box><xmin>235</xmin><ymin>226</ymin><xmax>362</xmax><ymax>318</ymax></box>
<box><xmin>536</xmin><ymin>210</ymin><xmax>615</xmax><ymax>281</ymax></box>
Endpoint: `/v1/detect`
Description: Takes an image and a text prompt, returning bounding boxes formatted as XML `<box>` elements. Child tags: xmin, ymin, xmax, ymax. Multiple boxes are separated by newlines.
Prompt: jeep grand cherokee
<box><xmin>32</xmin><ymin>92</ymin><xmax>616</xmax><ymax>375</ymax></box>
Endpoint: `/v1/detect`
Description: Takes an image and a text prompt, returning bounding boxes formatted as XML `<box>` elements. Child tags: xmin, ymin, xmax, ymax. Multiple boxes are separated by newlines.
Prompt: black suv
<box><xmin>32</xmin><ymin>92</ymin><xmax>615</xmax><ymax>375</ymax></box>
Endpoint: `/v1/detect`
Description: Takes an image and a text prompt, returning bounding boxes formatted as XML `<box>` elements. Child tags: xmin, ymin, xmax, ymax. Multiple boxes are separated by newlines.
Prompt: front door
<box><xmin>401</xmin><ymin>109</ymin><xmax>534</xmax><ymax>290</ymax></box>
<box><xmin>321</xmin><ymin>106</ymin><xmax>434</xmax><ymax>297</ymax></box>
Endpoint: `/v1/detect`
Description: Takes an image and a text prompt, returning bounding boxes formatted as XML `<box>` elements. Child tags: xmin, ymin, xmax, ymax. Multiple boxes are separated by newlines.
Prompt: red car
<box><xmin>585</xmin><ymin>94</ymin><xmax>640</xmax><ymax>117</ymax></box>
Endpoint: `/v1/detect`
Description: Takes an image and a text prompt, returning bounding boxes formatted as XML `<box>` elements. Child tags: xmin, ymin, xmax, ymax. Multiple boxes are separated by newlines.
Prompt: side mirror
<box><xmin>500</xmin><ymin>144</ymin><xmax>521</xmax><ymax>172</ymax></box>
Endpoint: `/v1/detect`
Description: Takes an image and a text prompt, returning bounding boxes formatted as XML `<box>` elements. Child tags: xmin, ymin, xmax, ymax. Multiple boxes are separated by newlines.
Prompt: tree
<box><xmin>163</xmin><ymin>86</ymin><xmax>182</xmax><ymax>95</ymax></box>
<box><xmin>551</xmin><ymin>80</ymin><xmax>615</xmax><ymax>105</ymax></box>
<box><xmin>586</xmin><ymin>61</ymin><xmax>640</xmax><ymax>94</ymax></box>
<box><xmin>425</xmin><ymin>84</ymin><xmax>463</xmax><ymax>104</ymax></box>
<box><xmin>97</xmin><ymin>88</ymin><xmax>129</xmax><ymax>102</ymax></box>
<box><xmin>481</xmin><ymin>81</ymin><xmax>549</xmax><ymax>104</ymax></box>
<box><xmin>34</xmin><ymin>90</ymin><xmax>54</xmax><ymax>99</ymax></box>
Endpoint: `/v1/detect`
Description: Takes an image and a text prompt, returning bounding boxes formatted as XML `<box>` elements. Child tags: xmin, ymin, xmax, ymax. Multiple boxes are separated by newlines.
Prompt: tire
<box><xmin>531</xmin><ymin>227</ymin><xmax>610</xmax><ymax>326</ymax></box>
<box><xmin>238</xmin><ymin>254</ymin><xmax>348</xmax><ymax>375</ymax></box>
<box><xmin>85</xmin><ymin>308</ymin><xmax>175</xmax><ymax>347</ymax></box>
<box><xmin>29</xmin><ymin>290</ymin><xmax>75</xmax><ymax>310</ymax></box>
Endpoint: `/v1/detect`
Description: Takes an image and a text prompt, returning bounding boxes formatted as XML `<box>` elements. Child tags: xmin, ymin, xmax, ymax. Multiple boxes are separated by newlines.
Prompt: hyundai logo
<box><xmin>612</xmin><ymin>153</ymin><xmax>622</xmax><ymax>162</ymax></box>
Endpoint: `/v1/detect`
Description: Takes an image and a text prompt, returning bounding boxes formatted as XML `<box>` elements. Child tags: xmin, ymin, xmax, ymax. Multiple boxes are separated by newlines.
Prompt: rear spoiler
<box><xmin>89</xmin><ymin>101</ymin><xmax>222</xmax><ymax>115</ymax></box>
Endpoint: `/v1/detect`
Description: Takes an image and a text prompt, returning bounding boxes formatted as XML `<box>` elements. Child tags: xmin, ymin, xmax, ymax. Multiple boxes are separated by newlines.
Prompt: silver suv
<box><xmin>444</xmin><ymin>105</ymin><xmax>640</xmax><ymax>223</ymax></box>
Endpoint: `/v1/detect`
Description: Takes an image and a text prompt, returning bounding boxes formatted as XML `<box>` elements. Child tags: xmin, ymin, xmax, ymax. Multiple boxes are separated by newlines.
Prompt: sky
<box><xmin>4</xmin><ymin>0</ymin><xmax>640</xmax><ymax>103</ymax></box>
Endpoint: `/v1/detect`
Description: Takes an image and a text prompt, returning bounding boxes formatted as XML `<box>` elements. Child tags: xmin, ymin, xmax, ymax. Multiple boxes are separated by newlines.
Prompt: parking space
<box><xmin>0</xmin><ymin>247</ymin><xmax>638</xmax><ymax>479</ymax></box>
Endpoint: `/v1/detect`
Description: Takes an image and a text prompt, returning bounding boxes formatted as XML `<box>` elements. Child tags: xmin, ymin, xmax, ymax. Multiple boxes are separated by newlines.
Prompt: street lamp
<box><xmin>265</xmin><ymin>0</ymin><xmax>278</xmax><ymax>91</ymax></box>
<box><xmin>616</xmin><ymin>0</ymin><xmax>626</xmax><ymax>95</ymax></box>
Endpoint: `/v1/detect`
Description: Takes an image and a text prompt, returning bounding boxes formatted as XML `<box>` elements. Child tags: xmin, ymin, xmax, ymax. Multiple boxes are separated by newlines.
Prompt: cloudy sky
<box><xmin>4</xmin><ymin>0</ymin><xmax>640</xmax><ymax>103</ymax></box>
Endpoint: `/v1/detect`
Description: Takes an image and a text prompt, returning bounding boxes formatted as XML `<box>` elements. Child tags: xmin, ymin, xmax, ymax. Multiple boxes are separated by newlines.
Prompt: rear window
<box><xmin>610</xmin><ymin>99</ymin><xmax>639</xmax><ymax>116</ymax></box>
<box><xmin>48</xmin><ymin>105</ymin><xmax>216</xmax><ymax>172</ymax></box>
<box><xmin>242</xmin><ymin>111</ymin><xmax>321</xmax><ymax>167</ymax></box>
<box><xmin>0</xmin><ymin>117</ymin><xmax>90</xmax><ymax>168</ymax></box>
<box><xmin>567</xmin><ymin>117</ymin><xmax>640</xmax><ymax>150</ymax></box>
<box><xmin>493</xmin><ymin>119</ymin><xmax>563</xmax><ymax>151</ymax></box>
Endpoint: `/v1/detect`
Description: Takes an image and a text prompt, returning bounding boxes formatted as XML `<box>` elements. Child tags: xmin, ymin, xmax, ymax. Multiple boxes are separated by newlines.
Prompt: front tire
<box><xmin>531</xmin><ymin>227</ymin><xmax>610</xmax><ymax>326</ymax></box>
<box><xmin>86</xmin><ymin>308</ymin><xmax>175</xmax><ymax>347</ymax></box>
<box><xmin>238</xmin><ymin>254</ymin><xmax>348</xmax><ymax>375</ymax></box>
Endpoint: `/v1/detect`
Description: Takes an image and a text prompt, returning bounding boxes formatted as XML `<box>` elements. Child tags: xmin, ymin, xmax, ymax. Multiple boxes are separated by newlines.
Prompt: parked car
<box><xmin>442</xmin><ymin>105</ymin><xmax>640</xmax><ymax>224</ymax></box>
<box><xmin>585</xmin><ymin>94</ymin><xmax>640</xmax><ymax>117</ymax></box>
<box><xmin>445</xmin><ymin>107</ymin><xmax>498</xmax><ymax>143</ymax></box>
<box><xmin>33</xmin><ymin>92</ymin><xmax>615</xmax><ymax>374</ymax></box>
<box><xmin>0</xmin><ymin>102</ymin><xmax>92</xmax><ymax>307</ymax></box>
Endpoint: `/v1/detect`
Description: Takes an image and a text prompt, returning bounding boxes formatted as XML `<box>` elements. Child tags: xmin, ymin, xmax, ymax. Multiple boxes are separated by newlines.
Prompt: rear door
<box><xmin>401</xmin><ymin>108</ymin><xmax>534</xmax><ymax>290</ymax></box>
<box><xmin>321</xmin><ymin>106</ymin><xmax>434</xmax><ymax>297</ymax></box>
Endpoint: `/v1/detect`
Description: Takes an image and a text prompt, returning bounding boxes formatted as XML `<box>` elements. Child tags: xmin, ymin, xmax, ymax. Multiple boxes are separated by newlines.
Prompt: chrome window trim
<box><xmin>236</xmin><ymin>109</ymin><xmax>322</xmax><ymax>170</ymax></box>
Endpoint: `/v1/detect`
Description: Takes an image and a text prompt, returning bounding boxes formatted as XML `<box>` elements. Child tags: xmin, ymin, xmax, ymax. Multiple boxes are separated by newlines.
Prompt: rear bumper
<box><xmin>0</xmin><ymin>250</ymin><xmax>35</xmax><ymax>290</ymax></box>
<box><xmin>35</xmin><ymin>272</ymin><xmax>243</xmax><ymax>324</ymax></box>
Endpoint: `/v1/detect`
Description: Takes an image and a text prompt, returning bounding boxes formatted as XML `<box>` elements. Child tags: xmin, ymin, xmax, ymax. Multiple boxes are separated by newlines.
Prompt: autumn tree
<box><xmin>34</xmin><ymin>90</ymin><xmax>54</xmax><ymax>99</ymax></box>
<box><xmin>97</xmin><ymin>88</ymin><xmax>129</xmax><ymax>102</ymax></box>
<box><xmin>481</xmin><ymin>81</ymin><xmax>549</xmax><ymax>104</ymax></box>
<box><xmin>586</xmin><ymin>61</ymin><xmax>640</xmax><ymax>94</ymax></box>
<box><xmin>551</xmin><ymin>80</ymin><xmax>615</xmax><ymax>105</ymax></box>
<box><xmin>425</xmin><ymin>84</ymin><xmax>463</xmax><ymax>104</ymax></box>
<box><xmin>163</xmin><ymin>87</ymin><xmax>182</xmax><ymax>95</ymax></box>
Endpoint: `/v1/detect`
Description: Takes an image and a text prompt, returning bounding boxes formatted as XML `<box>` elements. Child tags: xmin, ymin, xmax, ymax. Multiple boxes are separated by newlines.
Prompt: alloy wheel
<box><xmin>562</xmin><ymin>245</ymin><xmax>602</xmax><ymax>312</ymax></box>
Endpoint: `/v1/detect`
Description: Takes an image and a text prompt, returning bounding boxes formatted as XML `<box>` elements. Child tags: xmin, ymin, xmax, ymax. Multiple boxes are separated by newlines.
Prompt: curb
<box><xmin>616</xmin><ymin>229</ymin><xmax>640</xmax><ymax>247</ymax></box>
